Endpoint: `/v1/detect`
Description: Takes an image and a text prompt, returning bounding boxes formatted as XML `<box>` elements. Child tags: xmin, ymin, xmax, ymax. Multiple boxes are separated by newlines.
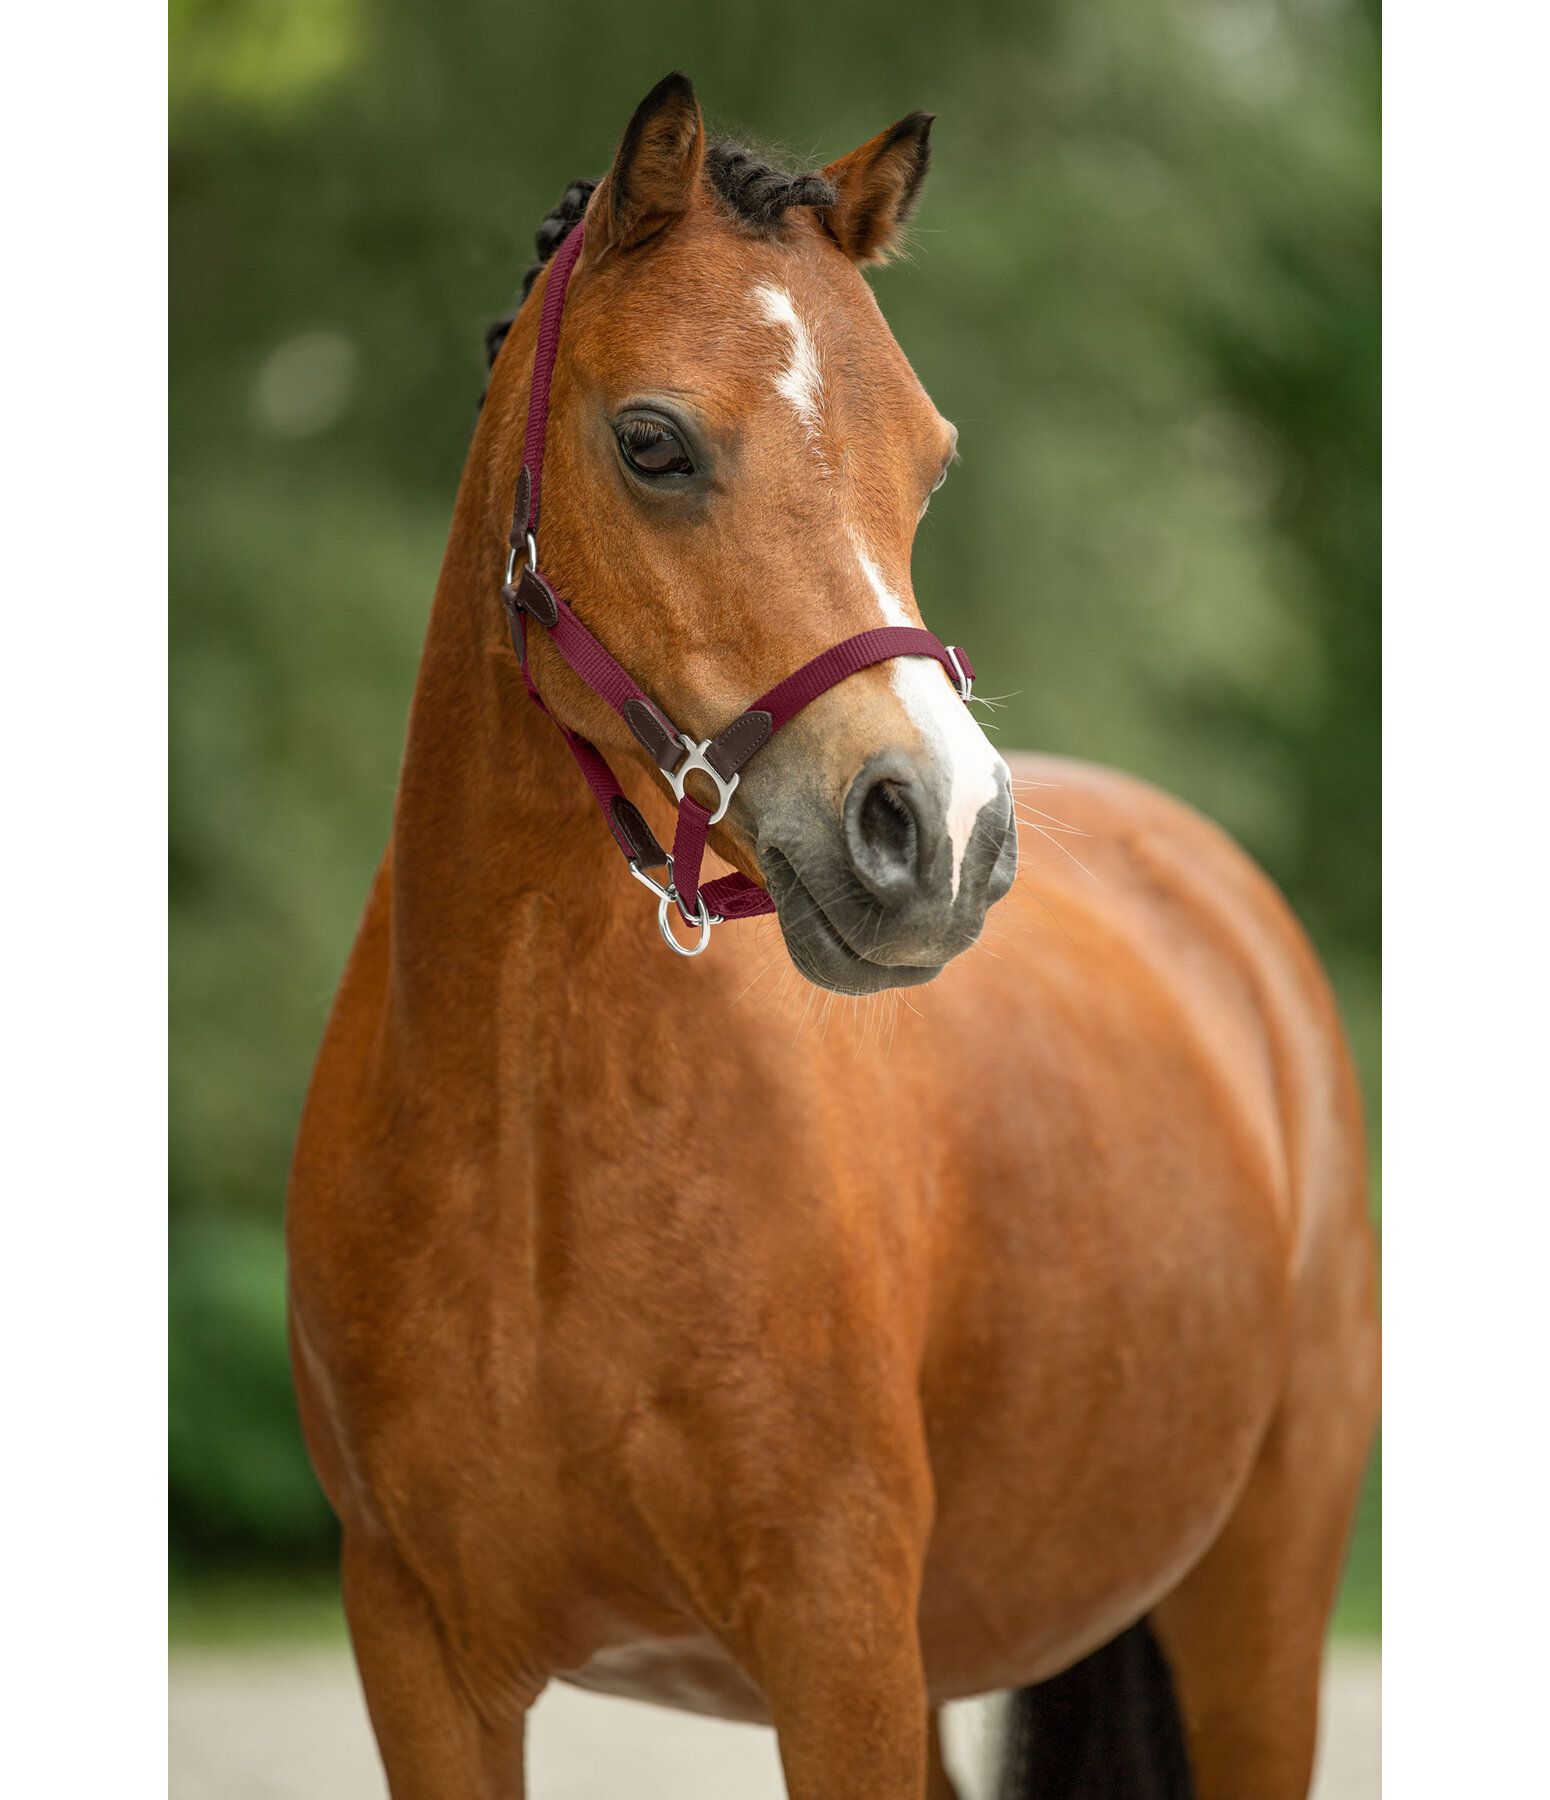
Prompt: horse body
<box><xmin>545</xmin><ymin>750</ymin><xmax>1317</xmax><ymax>1706</ymax></box>
<box><xmin>287</xmin><ymin>73</ymin><xmax>1377</xmax><ymax>1800</ymax></box>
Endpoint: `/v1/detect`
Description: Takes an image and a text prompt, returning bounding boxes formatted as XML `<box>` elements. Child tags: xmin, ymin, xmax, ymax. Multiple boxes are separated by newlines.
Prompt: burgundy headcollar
<box><xmin>498</xmin><ymin>219</ymin><xmax>976</xmax><ymax>958</ymax></box>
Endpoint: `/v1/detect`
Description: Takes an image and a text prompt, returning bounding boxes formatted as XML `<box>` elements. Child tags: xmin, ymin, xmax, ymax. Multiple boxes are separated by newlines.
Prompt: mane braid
<box><xmin>520</xmin><ymin>177</ymin><xmax>601</xmax><ymax>301</ymax></box>
<box><xmin>483</xmin><ymin>177</ymin><xmax>599</xmax><ymax>375</ymax></box>
<box><xmin>483</xmin><ymin>142</ymin><xmax>834</xmax><ymax>375</ymax></box>
<box><xmin>703</xmin><ymin>141</ymin><xmax>836</xmax><ymax>232</ymax></box>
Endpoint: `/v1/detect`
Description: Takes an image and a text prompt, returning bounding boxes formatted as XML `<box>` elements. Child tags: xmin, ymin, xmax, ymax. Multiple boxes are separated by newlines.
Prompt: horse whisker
<box><xmin>1013</xmin><ymin>802</ymin><xmax>1089</xmax><ymax>835</ymax></box>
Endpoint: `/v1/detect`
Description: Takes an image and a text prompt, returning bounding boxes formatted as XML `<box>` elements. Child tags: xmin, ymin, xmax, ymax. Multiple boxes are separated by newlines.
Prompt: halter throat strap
<box><xmin>497</xmin><ymin>218</ymin><xmax>976</xmax><ymax>956</ymax></box>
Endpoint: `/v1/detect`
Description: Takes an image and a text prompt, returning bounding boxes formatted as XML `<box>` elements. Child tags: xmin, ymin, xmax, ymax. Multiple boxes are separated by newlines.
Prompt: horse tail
<box><xmin>996</xmin><ymin>1617</ymin><xmax>1197</xmax><ymax>1799</ymax></box>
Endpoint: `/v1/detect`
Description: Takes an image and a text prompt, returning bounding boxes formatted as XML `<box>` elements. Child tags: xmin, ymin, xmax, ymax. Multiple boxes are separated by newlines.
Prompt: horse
<box><xmin>286</xmin><ymin>71</ymin><xmax>1379</xmax><ymax>1800</ymax></box>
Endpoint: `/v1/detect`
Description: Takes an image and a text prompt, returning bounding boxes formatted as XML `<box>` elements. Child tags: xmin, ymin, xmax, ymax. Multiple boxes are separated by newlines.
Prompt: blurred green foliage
<box><xmin>170</xmin><ymin>0</ymin><xmax>1379</xmax><ymax>1611</ymax></box>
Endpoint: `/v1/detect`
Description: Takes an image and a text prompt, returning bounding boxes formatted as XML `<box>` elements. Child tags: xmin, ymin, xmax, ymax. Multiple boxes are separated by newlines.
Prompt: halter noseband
<box><xmin>498</xmin><ymin>219</ymin><xmax>976</xmax><ymax>958</ymax></box>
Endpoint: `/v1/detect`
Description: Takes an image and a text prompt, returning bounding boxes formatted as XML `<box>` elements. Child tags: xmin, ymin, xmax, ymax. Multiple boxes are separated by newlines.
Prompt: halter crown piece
<box><xmin>498</xmin><ymin>220</ymin><xmax>977</xmax><ymax>958</ymax></box>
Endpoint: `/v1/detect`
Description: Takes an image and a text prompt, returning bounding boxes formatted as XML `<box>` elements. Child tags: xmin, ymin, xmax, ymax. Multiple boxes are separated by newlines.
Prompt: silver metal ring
<box><xmin>657</xmin><ymin>890</ymin><xmax>714</xmax><ymax>957</ymax></box>
<box><xmin>630</xmin><ymin>858</ymin><xmax>720</xmax><ymax>957</ymax></box>
<box><xmin>944</xmin><ymin>645</ymin><xmax>973</xmax><ymax>704</ymax></box>
<box><xmin>503</xmin><ymin>531</ymin><xmax>539</xmax><ymax>587</ymax></box>
<box><xmin>667</xmin><ymin>735</ymin><xmax>740</xmax><ymax>826</ymax></box>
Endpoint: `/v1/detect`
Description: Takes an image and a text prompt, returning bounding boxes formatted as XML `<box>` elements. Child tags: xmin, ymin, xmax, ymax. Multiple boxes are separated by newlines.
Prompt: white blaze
<box><xmin>849</xmin><ymin>529</ymin><xmax>1005</xmax><ymax>901</ymax></box>
<box><xmin>754</xmin><ymin>283</ymin><xmax>828</xmax><ymax>461</ymax></box>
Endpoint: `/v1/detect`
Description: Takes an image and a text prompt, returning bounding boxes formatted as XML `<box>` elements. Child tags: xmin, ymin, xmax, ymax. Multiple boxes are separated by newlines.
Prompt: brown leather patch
<box><xmin>498</xmin><ymin>585</ymin><xmax>525</xmax><ymax>657</ymax></box>
<box><xmin>623</xmin><ymin>698</ymin><xmax>683</xmax><ymax>772</ymax></box>
<box><xmin>610</xmin><ymin>797</ymin><xmax>668</xmax><ymax>867</ymax></box>
<box><xmin>708</xmin><ymin>710</ymin><xmax>772</xmax><ymax>779</ymax></box>
<box><xmin>508</xmin><ymin>467</ymin><xmax>532</xmax><ymax>545</ymax></box>
<box><xmin>514</xmin><ymin>565</ymin><xmax>560</xmax><ymax>629</ymax></box>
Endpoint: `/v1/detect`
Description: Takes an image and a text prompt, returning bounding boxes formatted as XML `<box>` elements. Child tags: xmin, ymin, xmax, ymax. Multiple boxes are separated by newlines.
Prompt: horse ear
<box><xmin>820</xmin><ymin>112</ymin><xmax>935</xmax><ymax>266</ymax></box>
<box><xmin>591</xmin><ymin>71</ymin><xmax>705</xmax><ymax>255</ymax></box>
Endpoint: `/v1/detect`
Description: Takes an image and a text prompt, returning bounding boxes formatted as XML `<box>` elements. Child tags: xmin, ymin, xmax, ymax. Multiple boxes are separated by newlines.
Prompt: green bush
<box><xmin>169</xmin><ymin>1216</ymin><xmax>337</xmax><ymax>1570</ymax></box>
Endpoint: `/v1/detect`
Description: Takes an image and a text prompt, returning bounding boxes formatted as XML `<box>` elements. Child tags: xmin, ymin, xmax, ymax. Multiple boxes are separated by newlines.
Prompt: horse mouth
<box><xmin>759</xmin><ymin>847</ymin><xmax>946</xmax><ymax>997</ymax></box>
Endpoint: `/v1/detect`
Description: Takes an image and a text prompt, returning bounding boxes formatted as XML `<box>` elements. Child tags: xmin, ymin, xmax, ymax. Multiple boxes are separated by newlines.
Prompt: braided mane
<box><xmin>703</xmin><ymin>141</ymin><xmax>835</xmax><ymax>233</ymax></box>
<box><xmin>483</xmin><ymin>143</ymin><xmax>836</xmax><ymax>373</ymax></box>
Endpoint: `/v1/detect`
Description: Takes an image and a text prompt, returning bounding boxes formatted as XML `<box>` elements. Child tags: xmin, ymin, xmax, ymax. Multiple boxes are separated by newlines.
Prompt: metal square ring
<box><xmin>666</xmin><ymin>735</ymin><xmax>740</xmax><ymax>825</ymax></box>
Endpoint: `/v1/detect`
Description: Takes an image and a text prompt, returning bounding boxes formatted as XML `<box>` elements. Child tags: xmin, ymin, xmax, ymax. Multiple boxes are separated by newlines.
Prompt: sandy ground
<box><xmin>169</xmin><ymin>1642</ymin><xmax>1378</xmax><ymax>1798</ymax></box>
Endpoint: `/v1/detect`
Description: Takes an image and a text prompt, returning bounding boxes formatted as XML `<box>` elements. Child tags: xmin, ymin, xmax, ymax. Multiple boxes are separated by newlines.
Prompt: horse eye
<box><xmin>920</xmin><ymin>466</ymin><xmax>950</xmax><ymax>519</ymax></box>
<box><xmin>618</xmin><ymin>420</ymin><xmax>694</xmax><ymax>477</ymax></box>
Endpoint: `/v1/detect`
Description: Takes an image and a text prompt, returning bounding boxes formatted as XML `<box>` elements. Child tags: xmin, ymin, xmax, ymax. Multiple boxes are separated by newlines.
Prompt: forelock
<box><xmin>702</xmin><ymin>140</ymin><xmax>836</xmax><ymax>233</ymax></box>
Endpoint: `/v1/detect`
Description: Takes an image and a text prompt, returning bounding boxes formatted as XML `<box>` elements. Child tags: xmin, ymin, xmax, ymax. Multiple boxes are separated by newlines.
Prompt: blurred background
<box><xmin>170</xmin><ymin>0</ymin><xmax>1379</xmax><ymax>1643</ymax></box>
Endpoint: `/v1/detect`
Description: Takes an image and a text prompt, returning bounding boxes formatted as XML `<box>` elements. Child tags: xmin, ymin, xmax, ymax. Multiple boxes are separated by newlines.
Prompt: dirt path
<box><xmin>169</xmin><ymin>1643</ymin><xmax>1378</xmax><ymax>1797</ymax></box>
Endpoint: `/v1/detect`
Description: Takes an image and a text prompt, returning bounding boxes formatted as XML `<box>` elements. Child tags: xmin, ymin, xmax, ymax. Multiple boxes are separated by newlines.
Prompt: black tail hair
<box><xmin>997</xmin><ymin>1618</ymin><xmax>1197</xmax><ymax>1799</ymax></box>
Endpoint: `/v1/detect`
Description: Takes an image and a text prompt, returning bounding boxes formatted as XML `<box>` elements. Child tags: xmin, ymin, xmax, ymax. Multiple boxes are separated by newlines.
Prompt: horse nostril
<box><xmin>861</xmin><ymin>781</ymin><xmax>916</xmax><ymax>866</ymax></box>
<box><xmin>846</xmin><ymin>770</ymin><xmax>924</xmax><ymax>902</ymax></box>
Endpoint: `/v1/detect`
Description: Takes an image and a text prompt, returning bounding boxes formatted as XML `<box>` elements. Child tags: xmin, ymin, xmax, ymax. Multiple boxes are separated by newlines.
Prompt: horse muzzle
<box><xmin>758</xmin><ymin>752</ymin><xmax>1017</xmax><ymax>996</ymax></box>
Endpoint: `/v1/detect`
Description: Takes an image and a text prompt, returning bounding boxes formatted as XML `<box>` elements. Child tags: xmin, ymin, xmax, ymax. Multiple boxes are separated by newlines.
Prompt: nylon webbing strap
<box><xmin>752</xmin><ymin>627</ymin><xmax>971</xmax><ymax>736</ymax></box>
<box><xmin>518</xmin><ymin>223</ymin><xmax>587</xmax><ymax>536</ymax></box>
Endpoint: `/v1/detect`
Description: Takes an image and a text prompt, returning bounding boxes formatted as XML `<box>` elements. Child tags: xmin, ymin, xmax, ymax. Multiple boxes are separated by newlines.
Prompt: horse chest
<box><xmin>320</xmin><ymin>889</ymin><xmax>1294</xmax><ymax>1702</ymax></box>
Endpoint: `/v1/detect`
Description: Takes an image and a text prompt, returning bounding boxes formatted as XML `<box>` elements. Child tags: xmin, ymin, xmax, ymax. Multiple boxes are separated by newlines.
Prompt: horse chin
<box><xmin>761</xmin><ymin>847</ymin><xmax>948</xmax><ymax>997</ymax></box>
<box><xmin>788</xmin><ymin>919</ymin><xmax>946</xmax><ymax>998</ymax></box>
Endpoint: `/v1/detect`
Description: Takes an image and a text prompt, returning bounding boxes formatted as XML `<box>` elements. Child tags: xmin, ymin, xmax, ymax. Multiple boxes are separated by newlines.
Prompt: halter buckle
<box><xmin>666</xmin><ymin>735</ymin><xmax>740</xmax><ymax>826</ymax></box>
<box><xmin>944</xmin><ymin>645</ymin><xmax>973</xmax><ymax>704</ymax></box>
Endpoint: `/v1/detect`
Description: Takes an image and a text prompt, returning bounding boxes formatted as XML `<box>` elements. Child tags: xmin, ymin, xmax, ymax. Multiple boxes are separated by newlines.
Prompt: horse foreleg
<box><xmin>341</xmin><ymin>1530</ymin><xmax>534</xmax><ymax>1800</ymax></box>
<box><xmin>760</xmin><ymin>1598</ymin><xmax>931</xmax><ymax>1800</ymax></box>
<box><xmin>720</xmin><ymin>1502</ymin><xmax>935</xmax><ymax>1800</ymax></box>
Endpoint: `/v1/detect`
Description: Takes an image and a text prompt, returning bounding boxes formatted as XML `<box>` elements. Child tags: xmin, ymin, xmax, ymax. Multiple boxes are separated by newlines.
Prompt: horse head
<box><xmin>484</xmin><ymin>72</ymin><xmax>1017</xmax><ymax>995</ymax></box>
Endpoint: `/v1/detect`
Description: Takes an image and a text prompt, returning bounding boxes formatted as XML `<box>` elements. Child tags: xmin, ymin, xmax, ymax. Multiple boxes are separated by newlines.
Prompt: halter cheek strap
<box><xmin>499</xmin><ymin>218</ymin><xmax>977</xmax><ymax>958</ymax></box>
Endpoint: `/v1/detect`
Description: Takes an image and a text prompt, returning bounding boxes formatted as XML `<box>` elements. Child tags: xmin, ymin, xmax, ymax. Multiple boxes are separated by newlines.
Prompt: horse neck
<box><xmin>384</xmin><ymin>452</ymin><xmax>629</xmax><ymax>1062</ymax></box>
